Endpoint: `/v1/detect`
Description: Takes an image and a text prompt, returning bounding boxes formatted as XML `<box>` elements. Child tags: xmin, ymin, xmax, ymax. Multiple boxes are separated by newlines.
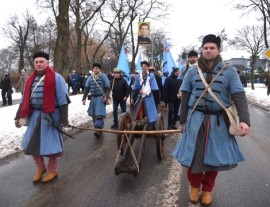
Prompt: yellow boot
<box><xmin>42</xmin><ymin>171</ymin><xmax>58</xmax><ymax>183</ymax></box>
<box><xmin>32</xmin><ymin>168</ymin><xmax>47</xmax><ymax>183</ymax></box>
<box><xmin>201</xmin><ymin>191</ymin><xmax>212</xmax><ymax>206</ymax></box>
<box><xmin>189</xmin><ymin>187</ymin><xmax>200</xmax><ymax>204</ymax></box>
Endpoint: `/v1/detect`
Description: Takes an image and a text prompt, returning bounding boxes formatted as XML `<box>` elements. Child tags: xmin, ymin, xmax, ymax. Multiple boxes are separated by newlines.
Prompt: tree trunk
<box><xmin>54</xmin><ymin>0</ymin><xmax>70</xmax><ymax>76</ymax></box>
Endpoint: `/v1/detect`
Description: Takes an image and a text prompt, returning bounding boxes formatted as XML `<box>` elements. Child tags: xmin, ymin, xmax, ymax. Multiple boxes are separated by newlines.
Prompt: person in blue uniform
<box><xmin>82</xmin><ymin>63</ymin><xmax>110</xmax><ymax>137</ymax></box>
<box><xmin>14</xmin><ymin>51</ymin><xmax>70</xmax><ymax>183</ymax></box>
<box><xmin>130</xmin><ymin>61</ymin><xmax>159</xmax><ymax>128</ymax></box>
<box><xmin>172</xmin><ymin>34</ymin><xmax>250</xmax><ymax>206</ymax></box>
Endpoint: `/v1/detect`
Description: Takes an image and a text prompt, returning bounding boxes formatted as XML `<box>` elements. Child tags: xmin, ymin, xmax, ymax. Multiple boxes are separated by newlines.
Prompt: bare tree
<box><xmin>145</xmin><ymin>29</ymin><xmax>166</xmax><ymax>69</ymax></box>
<box><xmin>54</xmin><ymin>0</ymin><xmax>71</xmax><ymax>75</ymax></box>
<box><xmin>102</xmin><ymin>0</ymin><xmax>169</xmax><ymax>72</ymax></box>
<box><xmin>0</xmin><ymin>48</ymin><xmax>16</xmax><ymax>73</ymax></box>
<box><xmin>69</xmin><ymin>0</ymin><xmax>106</xmax><ymax>72</ymax></box>
<box><xmin>36</xmin><ymin>0</ymin><xmax>72</xmax><ymax>75</ymax></box>
<box><xmin>228</xmin><ymin>25</ymin><xmax>266</xmax><ymax>89</ymax></box>
<box><xmin>25</xmin><ymin>18</ymin><xmax>57</xmax><ymax>70</ymax></box>
<box><xmin>235</xmin><ymin>0</ymin><xmax>270</xmax><ymax>48</ymax></box>
<box><xmin>2</xmin><ymin>12</ymin><xmax>35</xmax><ymax>72</ymax></box>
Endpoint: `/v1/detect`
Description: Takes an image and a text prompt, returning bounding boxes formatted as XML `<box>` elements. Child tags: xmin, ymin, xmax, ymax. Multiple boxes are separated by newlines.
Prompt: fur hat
<box><xmin>202</xmin><ymin>34</ymin><xmax>221</xmax><ymax>48</ymax></box>
<box><xmin>33</xmin><ymin>51</ymin><xmax>49</xmax><ymax>60</ymax></box>
<box><xmin>92</xmin><ymin>63</ymin><xmax>101</xmax><ymax>69</ymax></box>
<box><xmin>140</xmin><ymin>61</ymin><xmax>150</xmax><ymax>67</ymax></box>
<box><xmin>188</xmin><ymin>50</ymin><xmax>198</xmax><ymax>58</ymax></box>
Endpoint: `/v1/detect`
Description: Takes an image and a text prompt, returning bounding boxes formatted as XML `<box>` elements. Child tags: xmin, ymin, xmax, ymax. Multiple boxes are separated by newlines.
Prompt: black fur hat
<box><xmin>202</xmin><ymin>34</ymin><xmax>221</xmax><ymax>48</ymax></box>
<box><xmin>92</xmin><ymin>63</ymin><xmax>102</xmax><ymax>69</ymax></box>
<box><xmin>140</xmin><ymin>61</ymin><xmax>150</xmax><ymax>67</ymax></box>
<box><xmin>33</xmin><ymin>51</ymin><xmax>49</xmax><ymax>60</ymax></box>
<box><xmin>188</xmin><ymin>50</ymin><xmax>198</xmax><ymax>58</ymax></box>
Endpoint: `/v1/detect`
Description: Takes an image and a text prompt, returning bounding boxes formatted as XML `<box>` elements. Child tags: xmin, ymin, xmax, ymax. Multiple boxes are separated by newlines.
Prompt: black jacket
<box><xmin>0</xmin><ymin>75</ymin><xmax>12</xmax><ymax>89</ymax></box>
<box><xmin>111</xmin><ymin>77</ymin><xmax>129</xmax><ymax>100</ymax></box>
<box><xmin>163</xmin><ymin>74</ymin><xmax>181</xmax><ymax>103</ymax></box>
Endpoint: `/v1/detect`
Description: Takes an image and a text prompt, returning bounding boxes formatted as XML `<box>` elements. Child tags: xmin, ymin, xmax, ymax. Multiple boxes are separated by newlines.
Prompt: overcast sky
<box><xmin>0</xmin><ymin>0</ymin><xmax>260</xmax><ymax>61</ymax></box>
<box><xmin>166</xmin><ymin>0</ymin><xmax>259</xmax><ymax>60</ymax></box>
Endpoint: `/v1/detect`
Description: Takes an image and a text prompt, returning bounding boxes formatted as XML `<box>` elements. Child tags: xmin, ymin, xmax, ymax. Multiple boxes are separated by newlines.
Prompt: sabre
<box><xmin>43</xmin><ymin>116</ymin><xmax>76</xmax><ymax>139</ymax></box>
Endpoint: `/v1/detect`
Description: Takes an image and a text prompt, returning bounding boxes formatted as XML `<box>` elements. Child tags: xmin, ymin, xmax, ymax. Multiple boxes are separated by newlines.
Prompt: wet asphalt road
<box><xmin>0</xmin><ymin>105</ymin><xmax>270</xmax><ymax>207</ymax></box>
<box><xmin>178</xmin><ymin>105</ymin><xmax>270</xmax><ymax>207</ymax></box>
<box><xmin>0</xmin><ymin>110</ymin><xmax>181</xmax><ymax>207</ymax></box>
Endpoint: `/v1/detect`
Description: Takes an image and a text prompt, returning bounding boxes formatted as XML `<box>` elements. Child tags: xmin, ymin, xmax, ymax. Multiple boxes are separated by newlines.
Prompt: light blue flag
<box><xmin>162</xmin><ymin>40</ymin><xmax>176</xmax><ymax>85</ymax></box>
<box><xmin>117</xmin><ymin>45</ymin><xmax>130</xmax><ymax>84</ymax></box>
<box><xmin>136</xmin><ymin>53</ymin><xmax>142</xmax><ymax>73</ymax></box>
<box><xmin>177</xmin><ymin>57</ymin><xmax>186</xmax><ymax>80</ymax></box>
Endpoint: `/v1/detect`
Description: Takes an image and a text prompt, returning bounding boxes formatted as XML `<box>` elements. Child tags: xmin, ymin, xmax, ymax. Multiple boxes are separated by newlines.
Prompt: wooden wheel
<box><xmin>117</xmin><ymin>112</ymin><xmax>132</xmax><ymax>154</ymax></box>
<box><xmin>156</xmin><ymin>113</ymin><xmax>165</xmax><ymax>160</ymax></box>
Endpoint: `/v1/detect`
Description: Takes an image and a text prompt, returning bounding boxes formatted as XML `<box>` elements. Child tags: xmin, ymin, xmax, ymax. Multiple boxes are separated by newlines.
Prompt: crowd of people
<box><xmin>6</xmin><ymin>34</ymin><xmax>255</xmax><ymax>207</ymax></box>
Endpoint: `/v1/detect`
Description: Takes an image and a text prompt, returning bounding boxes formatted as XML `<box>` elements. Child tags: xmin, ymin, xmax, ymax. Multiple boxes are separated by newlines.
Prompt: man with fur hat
<box><xmin>178</xmin><ymin>50</ymin><xmax>198</xmax><ymax>84</ymax></box>
<box><xmin>110</xmin><ymin>68</ymin><xmax>129</xmax><ymax>129</ymax></box>
<box><xmin>82</xmin><ymin>63</ymin><xmax>110</xmax><ymax>137</ymax></box>
<box><xmin>14</xmin><ymin>51</ymin><xmax>70</xmax><ymax>183</ymax></box>
<box><xmin>173</xmin><ymin>34</ymin><xmax>250</xmax><ymax>206</ymax></box>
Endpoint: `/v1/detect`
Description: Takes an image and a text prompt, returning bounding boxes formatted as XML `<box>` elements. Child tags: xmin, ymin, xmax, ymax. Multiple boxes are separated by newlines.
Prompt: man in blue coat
<box><xmin>172</xmin><ymin>34</ymin><xmax>250</xmax><ymax>206</ymax></box>
<box><xmin>82</xmin><ymin>63</ymin><xmax>110</xmax><ymax>137</ymax></box>
<box><xmin>14</xmin><ymin>51</ymin><xmax>70</xmax><ymax>183</ymax></box>
<box><xmin>130</xmin><ymin>61</ymin><xmax>159</xmax><ymax>128</ymax></box>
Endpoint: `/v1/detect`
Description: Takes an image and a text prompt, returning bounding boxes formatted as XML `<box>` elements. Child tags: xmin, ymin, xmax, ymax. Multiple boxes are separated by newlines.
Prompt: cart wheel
<box><xmin>117</xmin><ymin>112</ymin><xmax>132</xmax><ymax>154</ymax></box>
<box><xmin>156</xmin><ymin>113</ymin><xmax>165</xmax><ymax>160</ymax></box>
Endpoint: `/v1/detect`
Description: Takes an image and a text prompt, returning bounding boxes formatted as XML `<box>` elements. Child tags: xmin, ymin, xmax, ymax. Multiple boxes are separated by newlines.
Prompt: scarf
<box><xmin>139</xmin><ymin>71</ymin><xmax>151</xmax><ymax>97</ymax></box>
<box><xmin>20</xmin><ymin>66</ymin><xmax>56</xmax><ymax>118</ymax></box>
<box><xmin>197</xmin><ymin>55</ymin><xmax>222</xmax><ymax>83</ymax></box>
<box><xmin>92</xmin><ymin>72</ymin><xmax>101</xmax><ymax>80</ymax></box>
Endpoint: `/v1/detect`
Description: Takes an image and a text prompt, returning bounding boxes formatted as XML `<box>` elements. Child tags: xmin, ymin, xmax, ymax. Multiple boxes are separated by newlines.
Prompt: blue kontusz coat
<box><xmin>173</xmin><ymin>62</ymin><xmax>245</xmax><ymax>167</ymax></box>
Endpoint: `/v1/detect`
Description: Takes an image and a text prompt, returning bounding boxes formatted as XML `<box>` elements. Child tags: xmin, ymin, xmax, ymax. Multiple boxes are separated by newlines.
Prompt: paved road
<box><xmin>1</xmin><ymin>105</ymin><xmax>269</xmax><ymax>207</ymax></box>
<box><xmin>0</xmin><ymin>110</ymin><xmax>183</xmax><ymax>207</ymax></box>
<box><xmin>177</xmin><ymin>105</ymin><xmax>270</xmax><ymax>207</ymax></box>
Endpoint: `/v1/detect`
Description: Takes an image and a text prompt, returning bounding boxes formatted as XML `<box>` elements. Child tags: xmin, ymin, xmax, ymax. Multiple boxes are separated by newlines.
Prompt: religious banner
<box><xmin>138</xmin><ymin>22</ymin><xmax>151</xmax><ymax>46</ymax></box>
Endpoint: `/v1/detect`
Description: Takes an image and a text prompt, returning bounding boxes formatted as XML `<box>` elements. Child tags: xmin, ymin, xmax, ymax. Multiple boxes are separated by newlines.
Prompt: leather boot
<box><xmin>32</xmin><ymin>168</ymin><xmax>46</xmax><ymax>183</ymax></box>
<box><xmin>201</xmin><ymin>191</ymin><xmax>212</xmax><ymax>206</ymax></box>
<box><xmin>189</xmin><ymin>187</ymin><xmax>200</xmax><ymax>204</ymax></box>
<box><xmin>42</xmin><ymin>171</ymin><xmax>58</xmax><ymax>183</ymax></box>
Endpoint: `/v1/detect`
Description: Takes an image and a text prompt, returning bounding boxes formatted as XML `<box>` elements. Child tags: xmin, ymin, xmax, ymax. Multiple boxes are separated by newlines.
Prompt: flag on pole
<box><xmin>117</xmin><ymin>44</ymin><xmax>130</xmax><ymax>84</ymax></box>
<box><xmin>162</xmin><ymin>40</ymin><xmax>176</xmax><ymax>85</ymax></box>
<box><xmin>136</xmin><ymin>53</ymin><xmax>142</xmax><ymax>73</ymax></box>
<box><xmin>177</xmin><ymin>57</ymin><xmax>186</xmax><ymax>80</ymax></box>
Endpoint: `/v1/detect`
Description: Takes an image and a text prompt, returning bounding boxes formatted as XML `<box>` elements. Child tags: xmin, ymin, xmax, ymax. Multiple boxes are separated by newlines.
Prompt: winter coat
<box><xmin>173</xmin><ymin>62</ymin><xmax>246</xmax><ymax>167</ymax></box>
<box><xmin>163</xmin><ymin>74</ymin><xmax>181</xmax><ymax>103</ymax></box>
<box><xmin>111</xmin><ymin>77</ymin><xmax>129</xmax><ymax>100</ymax></box>
<box><xmin>21</xmin><ymin>73</ymin><xmax>70</xmax><ymax>155</ymax></box>
<box><xmin>84</xmin><ymin>73</ymin><xmax>110</xmax><ymax>118</ymax></box>
<box><xmin>0</xmin><ymin>74</ymin><xmax>12</xmax><ymax>89</ymax></box>
<box><xmin>16</xmin><ymin>74</ymin><xmax>28</xmax><ymax>93</ymax></box>
<box><xmin>132</xmin><ymin>72</ymin><xmax>158</xmax><ymax>123</ymax></box>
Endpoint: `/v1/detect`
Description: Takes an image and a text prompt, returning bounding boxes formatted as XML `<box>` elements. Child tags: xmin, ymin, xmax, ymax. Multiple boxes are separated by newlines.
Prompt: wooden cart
<box><xmin>114</xmin><ymin>110</ymin><xmax>165</xmax><ymax>177</ymax></box>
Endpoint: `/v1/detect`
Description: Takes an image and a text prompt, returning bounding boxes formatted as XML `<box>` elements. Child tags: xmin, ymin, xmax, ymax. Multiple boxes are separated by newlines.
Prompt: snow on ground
<box><xmin>0</xmin><ymin>83</ymin><xmax>269</xmax><ymax>160</ymax></box>
<box><xmin>0</xmin><ymin>92</ymin><xmax>113</xmax><ymax>159</ymax></box>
